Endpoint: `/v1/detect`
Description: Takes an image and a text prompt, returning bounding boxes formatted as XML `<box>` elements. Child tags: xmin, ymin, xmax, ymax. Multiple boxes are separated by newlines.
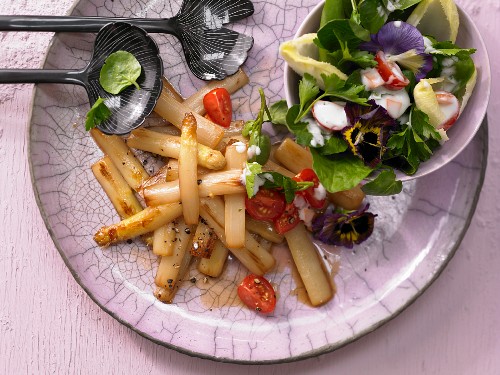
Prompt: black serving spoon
<box><xmin>0</xmin><ymin>0</ymin><xmax>254</xmax><ymax>80</ymax></box>
<box><xmin>0</xmin><ymin>22</ymin><xmax>163</xmax><ymax>135</ymax></box>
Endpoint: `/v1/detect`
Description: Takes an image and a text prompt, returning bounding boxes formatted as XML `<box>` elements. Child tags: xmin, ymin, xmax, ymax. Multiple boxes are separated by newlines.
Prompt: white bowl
<box><xmin>283</xmin><ymin>1</ymin><xmax>491</xmax><ymax>181</ymax></box>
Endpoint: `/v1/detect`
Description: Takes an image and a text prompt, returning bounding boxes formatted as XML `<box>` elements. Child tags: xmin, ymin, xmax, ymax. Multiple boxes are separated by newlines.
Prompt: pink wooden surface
<box><xmin>1</xmin><ymin>0</ymin><xmax>499</xmax><ymax>373</ymax></box>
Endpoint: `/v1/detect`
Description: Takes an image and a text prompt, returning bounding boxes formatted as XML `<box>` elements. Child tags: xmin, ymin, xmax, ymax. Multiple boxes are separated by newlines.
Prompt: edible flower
<box><xmin>342</xmin><ymin>100</ymin><xmax>397</xmax><ymax>168</ymax></box>
<box><xmin>360</xmin><ymin>21</ymin><xmax>433</xmax><ymax>80</ymax></box>
<box><xmin>311</xmin><ymin>204</ymin><xmax>376</xmax><ymax>248</ymax></box>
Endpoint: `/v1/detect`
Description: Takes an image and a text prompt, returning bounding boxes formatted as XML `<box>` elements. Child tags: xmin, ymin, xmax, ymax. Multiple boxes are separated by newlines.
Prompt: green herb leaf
<box><xmin>267</xmin><ymin>100</ymin><xmax>288</xmax><ymax>125</ymax></box>
<box><xmin>359</xmin><ymin>0</ymin><xmax>387</xmax><ymax>33</ymax></box>
<box><xmin>362</xmin><ymin>169</ymin><xmax>403</xmax><ymax>195</ymax></box>
<box><xmin>99</xmin><ymin>50</ymin><xmax>142</xmax><ymax>94</ymax></box>
<box><xmin>426</xmin><ymin>41</ymin><xmax>476</xmax><ymax>98</ymax></box>
<box><xmin>244</xmin><ymin>162</ymin><xmax>263</xmax><ymax>198</ymax></box>
<box><xmin>382</xmin><ymin>0</ymin><xmax>422</xmax><ymax>10</ymax></box>
<box><xmin>385</xmin><ymin>107</ymin><xmax>442</xmax><ymax>174</ymax></box>
<box><xmin>85</xmin><ymin>97</ymin><xmax>111</xmax><ymax>131</ymax></box>
<box><xmin>248</xmin><ymin>133</ymin><xmax>271</xmax><ymax>165</ymax></box>
<box><xmin>243</xmin><ymin>88</ymin><xmax>273</xmax><ymax>164</ymax></box>
<box><xmin>259</xmin><ymin>172</ymin><xmax>313</xmax><ymax>203</ymax></box>
<box><xmin>285</xmin><ymin>104</ymin><xmax>314</xmax><ymax>147</ymax></box>
<box><xmin>317</xmin><ymin>135</ymin><xmax>349</xmax><ymax>155</ymax></box>
<box><xmin>311</xmin><ymin>148</ymin><xmax>374</xmax><ymax>193</ymax></box>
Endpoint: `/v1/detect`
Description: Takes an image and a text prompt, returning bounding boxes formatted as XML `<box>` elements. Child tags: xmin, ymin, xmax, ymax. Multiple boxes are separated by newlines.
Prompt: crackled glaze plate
<box><xmin>29</xmin><ymin>0</ymin><xmax>487</xmax><ymax>363</ymax></box>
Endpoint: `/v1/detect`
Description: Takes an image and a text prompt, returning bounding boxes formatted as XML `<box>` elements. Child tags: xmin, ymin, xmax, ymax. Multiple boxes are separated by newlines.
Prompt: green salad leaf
<box><xmin>85</xmin><ymin>97</ymin><xmax>111</xmax><ymax>131</ymax></box>
<box><xmin>362</xmin><ymin>169</ymin><xmax>403</xmax><ymax>195</ymax></box>
<box><xmin>100</xmin><ymin>50</ymin><xmax>142</xmax><ymax>94</ymax></box>
<box><xmin>385</xmin><ymin>107</ymin><xmax>442</xmax><ymax>175</ymax></box>
<box><xmin>311</xmin><ymin>148</ymin><xmax>374</xmax><ymax>193</ymax></box>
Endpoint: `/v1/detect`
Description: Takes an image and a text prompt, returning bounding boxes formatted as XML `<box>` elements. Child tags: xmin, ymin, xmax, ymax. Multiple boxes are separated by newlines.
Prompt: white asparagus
<box><xmin>91</xmin><ymin>156</ymin><xmax>144</xmax><ymax>219</ymax></box>
<box><xmin>197</xmin><ymin>239</ymin><xmax>229</xmax><ymax>278</ymax></box>
<box><xmin>245</xmin><ymin>216</ymin><xmax>284</xmax><ymax>244</ymax></box>
<box><xmin>90</xmin><ymin>128</ymin><xmax>150</xmax><ymax>192</ymax></box>
<box><xmin>154</xmin><ymin>218</ymin><xmax>195</xmax><ymax>302</ymax></box>
<box><xmin>224</xmin><ymin>144</ymin><xmax>247</xmax><ymax>248</ymax></box>
<box><xmin>154</xmin><ymin>90</ymin><xmax>224</xmax><ymax>148</ymax></box>
<box><xmin>179</xmin><ymin>113</ymin><xmax>200</xmax><ymax>225</ymax></box>
<box><xmin>93</xmin><ymin>202</ymin><xmax>183</xmax><ymax>246</ymax></box>
<box><xmin>284</xmin><ymin>223</ymin><xmax>333</xmax><ymax>306</ymax></box>
<box><xmin>164</xmin><ymin>159</ymin><xmax>210</xmax><ymax>182</ymax></box>
<box><xmin>263</xmin><ymin>159</ymin><xmax>295</xmax><ymax>178</ymax></box>
<box><xmin>182</xmin><ymin>69</ymin><xmax>249</xmax><ymax>115</ymax></box>
<box><xmin>127</xmin><ymin>128</ymin><xmax>226</xmax><ymax>170</ymax></box>
<box><xmin>152</xmin><ymin>221</ymin><xmax>177</xmax><ymax>256</ymax></box>
<box><xmin>274</xmin><ymin>138</ymin><xmax>313</xmax><ymax>174</ymax></box>
<box><xmin>161</xmin><ymin>76</ymin><xmax>184</xmax><ymax>103</ymax></box>
<box><xmin>190</xmin><ymin>219</ymin><xmax>217</xmax><ymax>258</ymax></box>
<box><xmin>200</xmin><ymin>198</ymin><xmax>275</xmax><ymax>275</ymax></box>
<box><xmin>143</xmin><ymin>169</ymin><xmax>245</xmax><ymax>206</ymax></box>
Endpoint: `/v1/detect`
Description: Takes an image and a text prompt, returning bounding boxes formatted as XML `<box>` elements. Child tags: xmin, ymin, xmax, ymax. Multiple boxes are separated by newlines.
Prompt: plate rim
<box><xmin>26</xmin><ymin>0</ymin><xmax>489</xmax><ymax>364</ymax></box>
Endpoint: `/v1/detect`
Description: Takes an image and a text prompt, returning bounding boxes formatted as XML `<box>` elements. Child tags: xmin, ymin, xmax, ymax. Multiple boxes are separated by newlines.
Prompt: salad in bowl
<box><xmin>280</xmin><ymin>0</ymin><xmax>488</xmax><ymax>189</ymax></box>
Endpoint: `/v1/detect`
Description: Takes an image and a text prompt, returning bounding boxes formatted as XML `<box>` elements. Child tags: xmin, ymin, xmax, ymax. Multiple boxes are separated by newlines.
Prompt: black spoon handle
<box><xmin>0</xmin><ymin>16</ymin><xmax>176</xmax><ymax>34</ymax></box>
<box><xmin>0</xmin><ymin>69</ymin><xmax>86</xmax><ymax>85</ymax></box>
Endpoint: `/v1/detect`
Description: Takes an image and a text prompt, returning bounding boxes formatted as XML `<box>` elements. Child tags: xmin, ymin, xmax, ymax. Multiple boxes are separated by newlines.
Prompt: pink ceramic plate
<box><xmin>29</xmin><ymin>0</ymin><xmax>487</xmax><ymax>363</ymax></box>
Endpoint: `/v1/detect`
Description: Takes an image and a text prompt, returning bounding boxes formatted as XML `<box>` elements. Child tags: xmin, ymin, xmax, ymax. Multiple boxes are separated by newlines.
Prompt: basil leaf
<box><xmin>362</xmin><ymin>169</ymin><xmax>403</xmax><ymax>195</ymax></box>
<box><xmin>311</xmin><ymin>148</ymin><xmax>373</xmax><ymax>193</ymax></box>
<box><xmin>359</xmin><ymin>0</ymin><xmax>387</xmax><ymax>33</ymax></box>
<box><xmin>100</xmin><ymin>51</ymin><xmax>142</xmax><ymax>94</ymax></box>
<box><xmin>85</xmin><ymin>97</ymin><xmax>111</xmax><ymax>131</ymax></box>
<box><xmin>267</xmin><ymin>100</ymin><xmax>288</xmax><ymax>125</ymax></box>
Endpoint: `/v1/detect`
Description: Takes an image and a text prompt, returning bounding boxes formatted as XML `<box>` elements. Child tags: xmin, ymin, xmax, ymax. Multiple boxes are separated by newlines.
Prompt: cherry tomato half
<box><xmin>245</xmin><ymin>188</ymin><xmax>286</xmax><ymax>222</ymax></box>
<box><xmin>375</xmin><ymin>51</ymin><xmax>409</xmax><ymax>90</ymax></box>
<box><xmin>237</xmin><ymin>274</ymin><xmax>277</xmax><ymax>313</ymax></box>
<box><xmin>293</xmin><ymin>168</ymin><xmax>326</xmax><ymax>209</ymax></box>
<box><xmin>273</xmin><ymin>202</ymin><xmax>300</xmax><ymax>234</ymax></box>
<box><xmin>203</xmin><ymin>87</ymin><xmax>232</xmax><ymax>127</ymax></box>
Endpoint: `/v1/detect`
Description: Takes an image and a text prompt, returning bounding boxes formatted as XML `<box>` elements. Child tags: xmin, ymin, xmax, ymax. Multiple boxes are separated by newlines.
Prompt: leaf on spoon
<box><xmin>99</xmin><ymin>50</ymin><xmax>142</xmax><ymax>94</ymax></box>
<box><xmin>85</xmin><ymin>97</ymin><xmax>111</xmax><ymax>131</ymax></box>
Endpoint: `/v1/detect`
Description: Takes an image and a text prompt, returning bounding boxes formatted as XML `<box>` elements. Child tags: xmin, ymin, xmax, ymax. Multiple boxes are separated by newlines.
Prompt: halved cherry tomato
<box><xmin>203</xmin><ymin>87</ymin><xmax>232</xmax><ymax>127</ymax></box>
<box><xmin>273</xmin><ymin>202</ymin><xmax>300</xmax><ymax>234</ymax></box>
<box><xmin>237</xmin><ymin>274</ymin><xmax>277</xmax><ymax>313</ymax></box>
<box><xmin>375</xmin><ymin>51</ymin><xmax>409</xmax><ymax>90</ymax></box>
<box><xmin>293</xmin><ymin>168</ymin><xmax>326</xmax><ymax>209</ymax></box>
<box><xmin>245</xmin><ymin>188</ymin><xmax>286</xmax><ymax>222</ymax></box>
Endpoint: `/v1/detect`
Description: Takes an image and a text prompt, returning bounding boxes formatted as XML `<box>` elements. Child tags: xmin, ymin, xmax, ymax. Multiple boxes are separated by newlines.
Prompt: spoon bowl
<box><xmin>0</xmin><ymin>22</ymin><xmax>163</xmax><ymax>135</ymax></box>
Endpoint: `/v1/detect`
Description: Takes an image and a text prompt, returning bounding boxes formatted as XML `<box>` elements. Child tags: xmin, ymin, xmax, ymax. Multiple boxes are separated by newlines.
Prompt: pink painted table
<box><xmin>1</xmin><ymin>0</ymin><xmax>499</xmax><ymax>373</ymax></box>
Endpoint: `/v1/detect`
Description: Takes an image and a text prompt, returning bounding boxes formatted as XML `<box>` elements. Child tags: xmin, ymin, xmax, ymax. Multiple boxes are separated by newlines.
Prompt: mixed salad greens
<box><xmin>244</xmin><ymin>0</ymin><xmax>476</xmax><ymax>247</ymax></box>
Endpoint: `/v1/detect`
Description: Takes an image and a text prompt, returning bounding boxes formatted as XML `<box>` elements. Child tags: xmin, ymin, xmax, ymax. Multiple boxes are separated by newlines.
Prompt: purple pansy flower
<box><xmin>360</xmin><ymin>21</ymin><xmax>433</xmax><ymax>80</ymax></box>
<box><xmin>342</xmin><ymin>100</ymin><xmax>397</xmax><ymax>168</ymax></box>
<box><xmin>312</xmin><ymin>204</ymin><xmax>376</xmax><ymax>248</ymax></box>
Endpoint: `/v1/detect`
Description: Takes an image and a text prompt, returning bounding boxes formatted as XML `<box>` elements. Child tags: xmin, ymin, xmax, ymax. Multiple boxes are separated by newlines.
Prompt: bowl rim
<box><xmin>283</xmin><ymin>0</ymin><xmax>491</xmax><ymax>182</ymax></box>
